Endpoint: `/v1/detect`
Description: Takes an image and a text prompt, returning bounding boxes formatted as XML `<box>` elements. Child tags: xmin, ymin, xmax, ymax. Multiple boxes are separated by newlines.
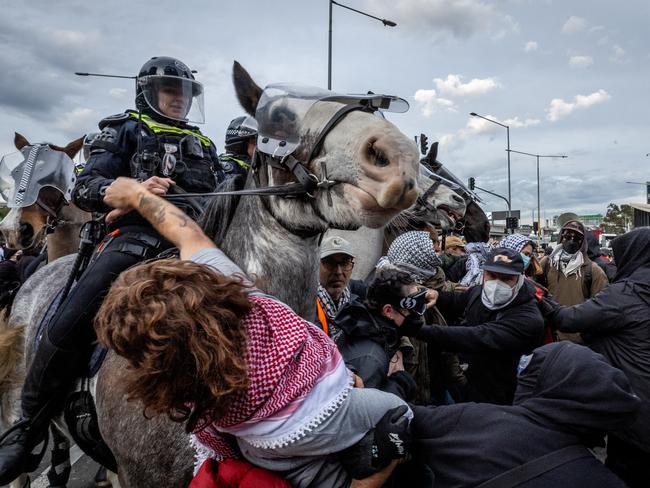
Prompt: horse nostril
<box><xmin>452</xmin><ymin>194</ymin><xmax>464</xmax><ymax>204</ymax></box>
<box><xmin>405</xmin><ymin>179</ymin><xmax>415</xmax><ymax>191</ymax></box>
<box><xmin>19</xmin><ymin>223</ymin><xmax>34</xmax><ymax>247</ymax></box>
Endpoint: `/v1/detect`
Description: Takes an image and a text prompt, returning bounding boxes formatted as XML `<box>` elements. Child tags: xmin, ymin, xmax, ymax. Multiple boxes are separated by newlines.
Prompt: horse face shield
<box><xmin>0</xmin><ymin>146</ymin><xmax>76</xmax><ymax>208</ymax></box>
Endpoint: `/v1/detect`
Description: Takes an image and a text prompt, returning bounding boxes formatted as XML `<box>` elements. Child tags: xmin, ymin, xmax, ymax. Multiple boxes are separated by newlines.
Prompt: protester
<box><xmin>499</xmin><ymin>233</ymin><xmax>543</xmax><ymax>280</ymax></box>
<box><xmin>458</xmin><ymin>225</ymin><xmax>492</xmax><ymax>287</ymax></box>
<box><xmin>543</xmin><ymin>227</ymin><xmax>650</xmax><ymax>488</ymax></box>
<box><xmin>586</xmin><ymin>231</ymin><xmax>617</xmax><ymax>282</ymax></box>
<box><xmin>539</xmin><ymin>220</ymin><xmax>608</xmax><ymax>342</ymax></box>
<box><xmin>413</xmin><ymin>248</ymin><xmax>545</xmax><ymax>404</ymax></box>
<box><xmin>89</xmin><ymin>177</ymin><xmax>412</xmax><ymax>488</ymax></box>
<box><xmin>411</xmin><ymin>342</ymin><xmax>639</xmax><ymax>488</ymax></box>
<box><xmin>378</xmin><ymin>231</ymin><xmax>466</xmax><ymax>405</ymax></box>
<box><xmin>316</xmin><ymin>235</ymin><xmax>359</xmax><ymax>337</ymax></box>
<box><xmin>0</xmin><ymin>56</ymin><xmax>226</xmax><ymax>482</ymax></box>
<box><xmin>439</xmin><ymin>235</ymin><xmax>465</xmax><ymax>277</ymax></box>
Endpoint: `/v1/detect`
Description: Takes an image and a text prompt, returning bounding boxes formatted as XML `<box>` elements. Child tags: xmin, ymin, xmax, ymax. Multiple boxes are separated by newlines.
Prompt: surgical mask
<box><xmin>481</xmin><ymin>275</ymin><xmax>524</xmax><ymax>310</ymax></box>
<box><xmin>562</xmin><ymin>239</ymin><xmax>581</xmax><ymax>255</ymax></box>
<box><xmin>521</xmin><ymin>254</ymin><xmax>531</xmax><ymax>270</ymax></box>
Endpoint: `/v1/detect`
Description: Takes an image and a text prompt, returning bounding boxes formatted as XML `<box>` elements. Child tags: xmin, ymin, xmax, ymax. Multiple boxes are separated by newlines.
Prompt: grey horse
<box><xmin>1</xmin><ymin>61</ymin><xmax>423</xmax><ymax>487</ymax></box>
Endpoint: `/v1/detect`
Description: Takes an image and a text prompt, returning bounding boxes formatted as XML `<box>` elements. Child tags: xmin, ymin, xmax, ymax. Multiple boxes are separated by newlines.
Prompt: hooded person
<box><xmin>543</xmin><ymin>227</ymin><xmax>650</xmax><ymax>488</ymax></box>
<box><xmin>539</xmin><ymin>220</ymin><xmax>608</xmax><ymax>342</ymax></box>
<box><xmin>376</xmin><ymin>231</ymin><xmax>466</xmax><ymax>405</ymax></box>
<box><xmin>410</xmin><ymin>341</ymin><xmax>640</xmax><ymax>488</ymax></box>
<box><xmin>585</xmin><ymin>231</ymin><xmax>617</xmax><ymax>282</ymax></box>
<box><xmin>439</xmin><ymin>235</ymin><xmax>466</xmax><ymax>277</ymax></box>
<box><xmin>409</xmin><ymin>247</ymin><xmax>545</xmax><ymax>405</ymax></box>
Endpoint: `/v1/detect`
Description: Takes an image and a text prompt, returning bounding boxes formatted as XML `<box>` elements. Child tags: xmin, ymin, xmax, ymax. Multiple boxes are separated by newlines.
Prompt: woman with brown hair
<box><xmin>95</xmin><ymin>177</ymin><xmax>412</xmax><ymax>488</ymax></box>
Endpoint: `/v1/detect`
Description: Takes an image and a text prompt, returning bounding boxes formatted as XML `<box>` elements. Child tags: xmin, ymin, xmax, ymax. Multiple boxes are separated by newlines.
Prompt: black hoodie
<box><xmin>334</xmin><ymin>296</ymin><xmax>416</xmax><ymax>400</ymax></box>
<box><xmin>550</xmin><ymin>227</ymin><xmax>650</xmax><ymax>452</ymax></box>
<box><xmin>417</xmin><ymin>280</ymin><xmax>544</xmax><ymax>404</ymax></box>
<box><xmin>412</xmin><ymin>342</ymin><xmax>640</xmax><ymax>488</ymax></box>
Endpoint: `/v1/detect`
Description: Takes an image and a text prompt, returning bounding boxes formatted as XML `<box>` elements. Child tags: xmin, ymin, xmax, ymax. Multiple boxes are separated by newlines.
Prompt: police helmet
<box><xmin>135</xmin><ymin>56</ymin><xmax>205</xmax><ymax>124</ymax></box>
<box><xmin>224</xmin><ymin>116</ymin><xmax>258</xmax><ymax>156</ymax></box>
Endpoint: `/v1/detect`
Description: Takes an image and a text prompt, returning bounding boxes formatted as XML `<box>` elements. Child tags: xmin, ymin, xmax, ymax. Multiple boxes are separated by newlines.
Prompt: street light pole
<box><xmin>469</xmin><ymin>112</ymin><xmax>511</xmax><ymax>219</ymax></box>
<box><xmin>507</xmin><ymin>149</ymin><xmax>567</xmax><ymax>242</ymax></box>
<box><xmin>327</xmin><ymin>0</ymin><xmax>396</xmax><ymax>90</ymax></box>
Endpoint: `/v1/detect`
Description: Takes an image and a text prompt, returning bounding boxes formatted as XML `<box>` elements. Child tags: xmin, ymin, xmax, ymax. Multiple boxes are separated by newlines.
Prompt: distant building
<box><xmin>578</xmin><ymin>214</ymin><xmax>604</xmax><ymax>228</ymax></box>
<box><xmin>631</xmin><ymin>203</ymin><xmax>650</xmax><ymax>228</ymax></box>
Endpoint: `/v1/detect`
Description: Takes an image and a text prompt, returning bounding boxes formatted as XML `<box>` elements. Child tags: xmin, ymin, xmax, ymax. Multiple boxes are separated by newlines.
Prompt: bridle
<box><xmin>165</xmin><ymin>101</ymin><xmax>378</xmax><ymax>235</ymax></box>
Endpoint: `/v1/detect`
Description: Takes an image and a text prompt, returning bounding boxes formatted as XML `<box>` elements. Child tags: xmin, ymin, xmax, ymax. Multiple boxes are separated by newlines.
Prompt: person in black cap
<box><xmin>407</xmin><ymin>247</ymin><xmax>545</xmax><ymax>404</ymax></box>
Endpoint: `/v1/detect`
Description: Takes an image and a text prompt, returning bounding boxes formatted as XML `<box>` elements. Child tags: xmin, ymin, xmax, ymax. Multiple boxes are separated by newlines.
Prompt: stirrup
<box><xmin>0</xmin><ymin>421</ymin><xmax>50</xmax><ymax>481</ymax></box>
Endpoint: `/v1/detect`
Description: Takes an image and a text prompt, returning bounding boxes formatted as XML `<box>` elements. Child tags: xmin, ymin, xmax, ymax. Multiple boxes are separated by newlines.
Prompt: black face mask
<box><xmin>399</xmin><ymin>313</ymin><xmax>425</xmax><ymax>337</ymax></box>
<box><xmin>563</xmin><ymin>238</ymin><xmax>581</xmax><ymax>254</ymax></box>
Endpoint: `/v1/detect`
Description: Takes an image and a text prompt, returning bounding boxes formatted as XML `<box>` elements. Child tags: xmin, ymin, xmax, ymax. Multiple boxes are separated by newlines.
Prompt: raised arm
<box><xmin>103</xmin><ymin>177</ymin><xmax>215</xmax><ymax>259</ymax></box>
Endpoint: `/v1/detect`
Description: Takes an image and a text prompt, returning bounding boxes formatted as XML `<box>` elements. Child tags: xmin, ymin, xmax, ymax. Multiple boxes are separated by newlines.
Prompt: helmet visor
<box><xmin>139</xmin><ymin>75</ymin><xmax>205</xmax><ymax>124</ymax></box>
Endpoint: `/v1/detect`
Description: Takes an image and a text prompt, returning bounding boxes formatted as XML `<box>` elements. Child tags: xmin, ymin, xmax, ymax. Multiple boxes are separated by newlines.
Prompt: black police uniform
<box><xmin>44</xmin><ymin>109</ymin><xmax>224</xmax><ymax>352</ymax></box>
<box><xmin>217</xmin><ymin>152</ymin><xmax>250</xmax><ymax>179</ymax></box>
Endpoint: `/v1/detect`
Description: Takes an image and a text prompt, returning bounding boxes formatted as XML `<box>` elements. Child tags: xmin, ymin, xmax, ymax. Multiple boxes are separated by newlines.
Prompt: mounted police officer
<box><xmin>218</xmin><ymin>115</ymin><xmax>257</xmax><ymax>179</ymax></box>
<box><xmin>0</xmin><ymin>56</ymin><xmax>224</xmax><ymax>484</ymax></box>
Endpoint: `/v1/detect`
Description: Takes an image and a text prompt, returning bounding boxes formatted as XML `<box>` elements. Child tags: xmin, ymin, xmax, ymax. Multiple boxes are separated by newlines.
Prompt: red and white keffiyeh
<box><xmin>192</xmin><ymin>295</ymin><xmax>351</xmax><ymax>465</ymax></box>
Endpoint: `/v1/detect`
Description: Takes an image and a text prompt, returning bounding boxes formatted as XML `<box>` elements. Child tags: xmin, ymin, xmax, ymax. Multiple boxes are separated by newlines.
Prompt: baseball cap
<box><xmin>482</xmin><ymin>247</ymin><xmax>524</xmax><ymax>276</ymax></box>
<box><xmin>320</xmin><ymin>235</ymin><xmax>356</xmax><ymax>259</ymax></box>
<box><xmin>444</xmin><ymin>236</ymin><xmax>465</xmax><ymax>250</ymax></box>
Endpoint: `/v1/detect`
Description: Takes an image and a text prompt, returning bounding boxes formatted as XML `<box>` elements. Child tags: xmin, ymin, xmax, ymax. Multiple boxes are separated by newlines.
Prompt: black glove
<box><xmin>339</xmin><ymin>405</ymin><xmax>411</xmax><ymax>479</ymax></box>
<box><xmin>539</xmin><ymin>295</ymin><xmax>561</xmax><ymax>318</ymax></box>
<box><xmin>399</xmin><ymin>314</ymin><xmax>424</xmax><ymax>337</ymax></box>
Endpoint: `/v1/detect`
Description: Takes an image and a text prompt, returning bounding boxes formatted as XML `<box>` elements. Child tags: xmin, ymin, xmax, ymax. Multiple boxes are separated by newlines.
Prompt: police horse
<box><xmin>0</xmin><ymin>61</ymin><xmax>460</xmax><ymax>487</ymax></box>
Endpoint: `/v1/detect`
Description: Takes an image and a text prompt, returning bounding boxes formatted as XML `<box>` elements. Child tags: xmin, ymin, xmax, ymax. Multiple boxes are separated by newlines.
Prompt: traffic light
<box><xmin>468</xmin><ymin>177</ymin><xmax>475</xmax><ymax>190</ymax></box>
<box><xmin>419</xmin><ymin>133</ymin><xmax>429</xmax><ymax>155</ymax></box>
<box><xmin>506</xmin><ymin>216</ymin><xmax>519</xmax><ymax>229</ymax></box>
<box><xmin>533</xmin><ymin>222</ymin><xmax>539</xmax><ymax>232</ymax></box>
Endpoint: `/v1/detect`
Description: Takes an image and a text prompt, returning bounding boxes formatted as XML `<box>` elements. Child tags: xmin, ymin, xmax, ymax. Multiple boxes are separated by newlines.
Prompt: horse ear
<box><xmin>422</xmin><ymin>141</ymin><xmax>438</xmax><ymax>167</ymax></box>
<box><xmin>14</xmin><ymin>132</ymin><xmax>30</xmax><ymax>150</ymax></box>
<box><xmin>232</xmin><ymin>61</ymin><xmax>262</xmax><ymax>116</ymax></box>
<box><xmin>62</xmin><ymin>136</ymin><xmax>85</xmax><ymax>159</ymax></box>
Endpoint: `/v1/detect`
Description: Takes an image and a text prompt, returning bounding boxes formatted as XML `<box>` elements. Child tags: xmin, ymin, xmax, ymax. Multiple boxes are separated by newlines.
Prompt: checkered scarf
<box><xmin>499</xmin><ymin>234</ymin><xmax>532</xmax><ymax>253</ymax></box>
<box><xmin>192</xmin><ymin>295</ymin><xmax>346</xmax><ymax>461</ymax></box>
<box><xmin>385</xmin><ymin>231</ymin><xmax>442</xmax><ymax>280</ymax></box>
<box><xmin>317</xmin><ymin>285</ymin><xmax>351</xmax><ymax>321</ymax></box>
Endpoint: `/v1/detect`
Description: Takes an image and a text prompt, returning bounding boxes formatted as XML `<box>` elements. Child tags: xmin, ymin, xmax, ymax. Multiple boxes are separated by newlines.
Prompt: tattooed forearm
<box><xmin>137</xmin><ymin>192</ymin><xmax>166</xmax><ymax>224</ymax></box>
<box><xmin>132</xmin><ymin>190</ymin><xmax>208</xmax><ymax>253</ymax></box>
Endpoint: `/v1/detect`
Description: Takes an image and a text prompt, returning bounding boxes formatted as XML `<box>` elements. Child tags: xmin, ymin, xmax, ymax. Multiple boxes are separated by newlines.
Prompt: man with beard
<box><xmin>539</xmin><ymin>220</ymin><xmax>608</xmax><ymax>341</ymax></box>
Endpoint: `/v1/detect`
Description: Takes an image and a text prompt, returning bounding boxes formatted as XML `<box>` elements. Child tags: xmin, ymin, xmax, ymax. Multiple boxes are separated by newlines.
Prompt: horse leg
<box><xmin>46</xmin><ymin>423</ymin><xmax>71</xmax><ymax>488</ymax></box>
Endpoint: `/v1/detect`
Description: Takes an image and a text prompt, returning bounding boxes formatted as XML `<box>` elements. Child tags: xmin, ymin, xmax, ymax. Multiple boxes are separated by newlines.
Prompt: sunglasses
<box><xmin>398</xmin><ymin>288</ymin><xmax>428</xmax><ymax>316</ymax></box>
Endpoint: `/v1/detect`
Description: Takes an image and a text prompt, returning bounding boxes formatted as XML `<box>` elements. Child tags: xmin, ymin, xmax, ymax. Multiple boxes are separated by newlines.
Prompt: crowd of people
<box><xmin>0</xmin><ymin>55</ymin><xmax>648</xmax><ymax>488</ymax></box>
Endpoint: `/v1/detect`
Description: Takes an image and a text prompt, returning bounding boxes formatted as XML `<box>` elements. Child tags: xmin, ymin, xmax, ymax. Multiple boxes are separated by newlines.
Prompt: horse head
<box><xmin>232</xmin><ymin>61</ymin><xmax>420</xmax><ymax>232</ymax></box>
<box><xmin>0</xmin><ymin>133</ymin><xmax>84</xmax><ymax>250</ymax></box>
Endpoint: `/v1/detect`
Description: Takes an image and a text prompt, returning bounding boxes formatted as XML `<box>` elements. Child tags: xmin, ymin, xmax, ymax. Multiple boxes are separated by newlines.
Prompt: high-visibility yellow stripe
<box><xmin>127</xmin><ymin>112</ymin><xmax>212</xmax><ymax>146</ymax></box>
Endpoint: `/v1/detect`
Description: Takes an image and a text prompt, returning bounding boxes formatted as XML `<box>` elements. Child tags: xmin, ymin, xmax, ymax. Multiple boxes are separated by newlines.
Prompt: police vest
<box><xmin>126</xmin><ymin>112</ymin><xmax>220</xmax><ymax>195</ymax></box>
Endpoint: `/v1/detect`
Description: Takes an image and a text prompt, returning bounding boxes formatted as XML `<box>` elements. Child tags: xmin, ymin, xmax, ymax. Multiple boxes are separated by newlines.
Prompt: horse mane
<box><xmin>199</xmin><ymin>175</ymin><xmax>245</xmax><ymax>247</ymax></box>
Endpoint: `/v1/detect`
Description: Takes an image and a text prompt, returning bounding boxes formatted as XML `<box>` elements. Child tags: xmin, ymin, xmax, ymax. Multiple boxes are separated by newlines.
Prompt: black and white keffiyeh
<box><xmin>499</xmin><ymin>234</ymin><xmax>532</xmax><ymax>253</ymax></box>
<box><xmin>383</xmin><ymin>231</ymin><xmax>442</xmax><ymax>280</ymax></box>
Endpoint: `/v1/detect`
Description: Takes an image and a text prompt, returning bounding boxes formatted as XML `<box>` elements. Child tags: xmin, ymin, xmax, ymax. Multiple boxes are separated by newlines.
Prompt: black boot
<box><xmin>0</xmin><ymin>331</ymin><xmax>78</xmax><ymax>485</ymax></box>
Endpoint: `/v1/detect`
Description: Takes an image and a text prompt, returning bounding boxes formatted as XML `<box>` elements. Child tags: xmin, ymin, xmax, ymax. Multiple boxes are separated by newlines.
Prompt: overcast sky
<box><xmin>1</xmin><ymin>0</ymin><xmax>648</xmax><ymax>222</ymax></box>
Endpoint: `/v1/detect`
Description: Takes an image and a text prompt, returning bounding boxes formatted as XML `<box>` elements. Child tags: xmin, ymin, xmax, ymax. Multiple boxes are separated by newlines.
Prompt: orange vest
<box><xmin>315</xmin><ymin>298</ymin><xmax>329</xmax><ymax>336</ymax></box>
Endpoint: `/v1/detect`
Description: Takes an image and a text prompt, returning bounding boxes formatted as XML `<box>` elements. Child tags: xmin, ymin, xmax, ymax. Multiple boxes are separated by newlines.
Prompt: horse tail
<box><xmin>0</xmin><ymin>310</ymin><xmax>24</xmax><ymax>423</ymax></box>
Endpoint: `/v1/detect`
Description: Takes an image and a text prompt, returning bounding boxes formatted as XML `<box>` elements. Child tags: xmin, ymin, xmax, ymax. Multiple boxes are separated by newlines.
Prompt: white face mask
<box><xmin>481</xmin><ymin>275</ymin><xmax>524</xmax><ymax>310</ymax></box>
